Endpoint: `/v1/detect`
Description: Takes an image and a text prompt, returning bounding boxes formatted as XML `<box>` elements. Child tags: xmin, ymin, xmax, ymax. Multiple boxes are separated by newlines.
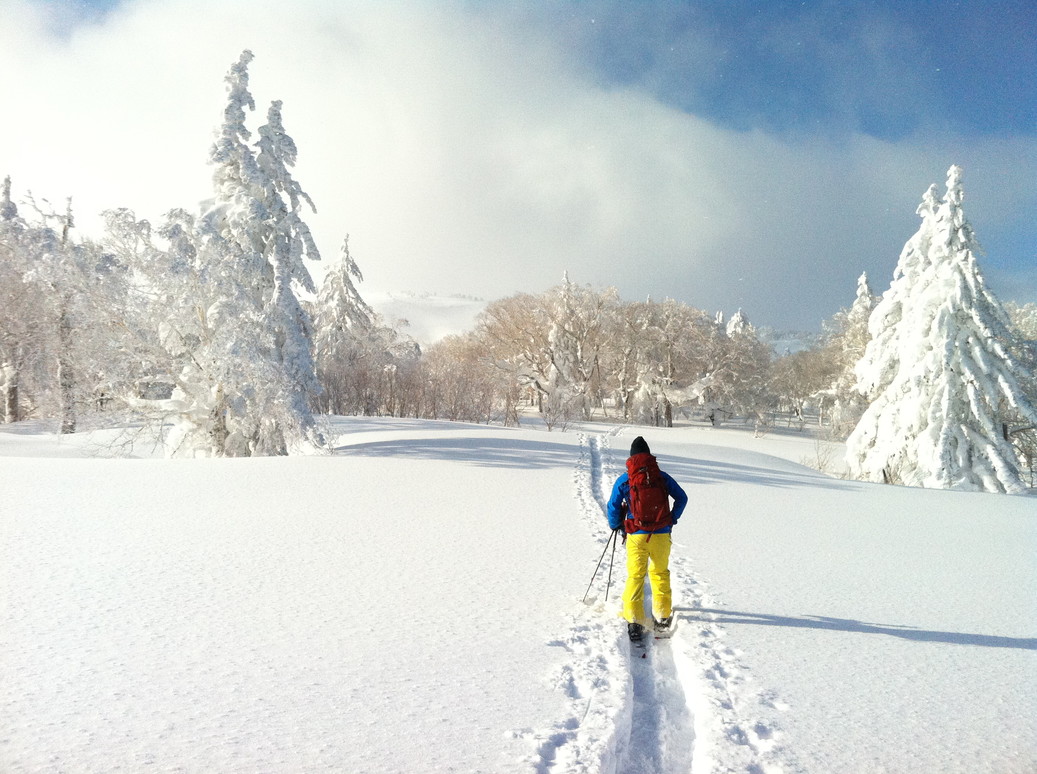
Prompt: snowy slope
<box><xmin>365</xmin><ymin>291</ymin><xmax>486</xmax><ymax>345</ymax></box>
<box><xmin>2</xmin><ymin>417</ymin><xmax>1035</xmax><ymax>773</ymax></box>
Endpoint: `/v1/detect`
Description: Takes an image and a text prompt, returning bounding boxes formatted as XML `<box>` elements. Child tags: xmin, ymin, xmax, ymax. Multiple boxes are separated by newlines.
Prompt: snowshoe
<box><xmin>628</xmin><ymin>622</ymin><xmax>646</xmax><ymax>642</ymax></box>
<box><xmin>653</xmin><ymin>616</ymin><xmax>677</xmax><ymax>639</ymax></box>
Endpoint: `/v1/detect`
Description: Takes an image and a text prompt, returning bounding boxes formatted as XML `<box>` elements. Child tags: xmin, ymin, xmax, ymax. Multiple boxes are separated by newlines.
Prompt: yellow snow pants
<box><xmin>622</xmin><ymin>533</ymin><xmax>672</xmax><ymax>625</ymax></box>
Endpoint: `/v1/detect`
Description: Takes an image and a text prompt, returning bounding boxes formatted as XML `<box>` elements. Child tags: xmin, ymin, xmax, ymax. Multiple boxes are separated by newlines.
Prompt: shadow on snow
<box><xmin>334</xmin><ymin>437</ymin><xmax>579</xmax><ymax>470</ymax></box>
<box><xmin>661</xmin><ymin>456</ymin><xmax>853</xmax><ymax>491</ymax></box>
<box><xmin>677</xmin><ymin>607</ymin><xmax>1037</xmax><ymax>651</ymax></box>
<box><xmin>336</xmin><ymin>434</ymin><xmax>848</xmax><ymax>490</ymax></box>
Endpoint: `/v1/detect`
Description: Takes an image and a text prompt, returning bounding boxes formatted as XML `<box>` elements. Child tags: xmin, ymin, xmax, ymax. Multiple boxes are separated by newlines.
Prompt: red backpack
<box><xmin>624</xmin><ymin>452</ymin><xmax>672</xmax><ymax>533</ymax></box>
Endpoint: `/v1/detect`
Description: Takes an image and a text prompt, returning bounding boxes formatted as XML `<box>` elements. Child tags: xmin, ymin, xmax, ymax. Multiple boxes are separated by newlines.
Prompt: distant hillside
<box><xmin>365</xmin><ymin>291</ymin><xmax>487</xmax><ymax>346</ymax></box>
<box><xmin>758</xmin><ymin>327</ymin><xmax>823</xmax><ymax>356</ymax></box>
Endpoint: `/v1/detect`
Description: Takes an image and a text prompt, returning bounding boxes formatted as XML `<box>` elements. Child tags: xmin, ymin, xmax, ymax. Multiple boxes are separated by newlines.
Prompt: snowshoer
<box><xmin>607</xmin><ymin>436</ymin><xmax>688</xmax><ymax>642</ymax></box>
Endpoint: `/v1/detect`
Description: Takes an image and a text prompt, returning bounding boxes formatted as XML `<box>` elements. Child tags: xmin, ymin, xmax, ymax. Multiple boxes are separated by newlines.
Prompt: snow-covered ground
<box><xmin>2</xmin><ymin>416</ymin><xmax>1035</xmax><ymax>773</ymax></box>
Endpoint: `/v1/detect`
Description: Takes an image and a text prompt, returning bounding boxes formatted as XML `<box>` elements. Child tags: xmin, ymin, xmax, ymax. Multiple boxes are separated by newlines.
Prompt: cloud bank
<box><xmin>1</xmin><ymin>0</ymin><xmax>1034</xmax><ymax>330</ymax></box>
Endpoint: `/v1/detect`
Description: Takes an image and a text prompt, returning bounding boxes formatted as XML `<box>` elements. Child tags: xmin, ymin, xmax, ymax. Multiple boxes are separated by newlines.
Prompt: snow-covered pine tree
<box><xmin>171</xmin><ymin>50</ymin><xmax>324</xmax><ymax>456</ymax></box>
<box><xmin>312</xmin><ymin>235</ymin><xmax>378</xmax><ymax>414</ymax></box>
<box><xmin>826</xmin><ymin>272</ymin><xmax>878</xmax><ymax>435</ymax></box>
<box><xmin>252</xmin><ymin>98</ymin><xmax>323</xmax><ymax>453</ymax></box>
<box><xmin>172</xmin><ymin>50</ymin><xmax>268</xmax><ymax>455</ymax></box>
<box><xmin>846</xmin><ymin>165</ymin><xmax>1037</xmax><ymax>493</ymax></box>
<box><xmin>1005</xmin><ymin>302</ymin><xmax>1037</xmax><ymax>342</ymax></box>
<box><xmin>0</xmin><ymin>176</ymin><xmax>15</xmax><ymax>222</ymax></box>
<box><xmin>843</xmin><ymin>273</ymin><xmax>878</xmax><ymax>364</ymax></box>
<box><xmin>314</xmin><ymin>236</ymin><xmax>374</xmax><ymax>349</ymax></box>
<box><xmin>725</xmin><ymin>308</ymin><xmax>752</xmax><ymax>337</ymax></box>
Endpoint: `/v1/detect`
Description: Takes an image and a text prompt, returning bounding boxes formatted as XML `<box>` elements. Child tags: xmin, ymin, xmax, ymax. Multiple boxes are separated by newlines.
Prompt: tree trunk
<box><xmin>58</xmin><ymin>305</ymin><xmax>76</xmax><ymax>434</ymax></box>
<box><xmin>2</xmin><ymin>360</ymin><xmax>18</xmax><ymax>423</ymax></box>
<box><xmin>210</xmin><ymin>385</ymin><xmax>229</xmax><ymax>455</ymax></box>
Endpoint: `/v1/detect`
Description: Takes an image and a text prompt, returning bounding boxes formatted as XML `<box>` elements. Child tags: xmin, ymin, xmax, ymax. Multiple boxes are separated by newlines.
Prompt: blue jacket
<box><xmin>607</xmin><ymin>467</ymin><xmax>688</xmax><ymax>533</ymax></box>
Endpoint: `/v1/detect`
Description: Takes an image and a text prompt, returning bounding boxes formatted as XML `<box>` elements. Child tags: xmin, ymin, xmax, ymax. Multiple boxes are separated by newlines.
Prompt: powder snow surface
<box><xmin>2</xmin><ymin>417</ymin><xmax>1035</xmax><ymax>773</ymax></box>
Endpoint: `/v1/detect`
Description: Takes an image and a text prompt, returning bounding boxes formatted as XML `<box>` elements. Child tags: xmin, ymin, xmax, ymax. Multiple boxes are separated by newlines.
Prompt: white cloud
<box><xmin>1</xmin><ymin>0</ymin><xmax>1033</xmax><ymax>330</ymax></box>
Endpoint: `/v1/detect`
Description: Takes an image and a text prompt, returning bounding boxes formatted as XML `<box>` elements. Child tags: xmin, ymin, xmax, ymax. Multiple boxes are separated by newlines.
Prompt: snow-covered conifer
<box><xmin>312</xmin><ymin>236</ymin><xmax>385</xmax><ymax>415</ymax></box>
<box><xmin>1</xmin><ymin>176</ymin><xmax>17</xmax><ymax>222</ymax></box>
<box><xmin>169</xmin><ymin>51</ymin><xmax>324</xmax><ymax>456</ymax></box>
<box><xmin>825</xmin><ymin>272</ymin><xmax>878</xmax><ymax>434</ymax></box>
<box><xmin>726</xmin><ymin>308</ymin><xmax>752</xmax><ymax>337</ymax></box>
<box><xmin>846</xmin><ymin>166</ymin><xmax>1037</xmax><ymax>493</ymax></box>
<box><xmin>1006</xmin><ymin>302</ymin><xmax>1037</xmax><ymax>342</ymax></box>
<box><xmin>313</xmin><ymin>236</ymin><xmax>374</xmax><ymax>351</ymax></box>
<box><xmin>845</xmin><ymin>273</ymin><xmax>877</xmax><ymax>354</ymax></box>
<box><xmin>251</xmin><ymin>98</ymin><xmax>323</xmax><ymax>453</ymax></box>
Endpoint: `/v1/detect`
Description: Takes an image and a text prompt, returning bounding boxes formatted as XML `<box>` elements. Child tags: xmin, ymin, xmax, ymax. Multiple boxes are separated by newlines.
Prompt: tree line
<box><xmin>1</xmin><ymin>53</ymin><xmax>1035</xmax><ymax>491</ymax></box>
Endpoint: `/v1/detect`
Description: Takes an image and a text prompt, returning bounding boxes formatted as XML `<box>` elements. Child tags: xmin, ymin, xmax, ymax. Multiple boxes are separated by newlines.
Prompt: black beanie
<box><xmin>630</xmin><ymin>436</ymin><xmax>650</xmax><ymax>456</ymax></box>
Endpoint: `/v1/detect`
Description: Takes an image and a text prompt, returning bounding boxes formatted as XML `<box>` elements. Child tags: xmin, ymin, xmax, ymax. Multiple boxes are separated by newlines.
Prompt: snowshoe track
<box><xmin>522</xmin><ymin>430</ymin><xmax>795</xmax><ymax>774</ymax></box>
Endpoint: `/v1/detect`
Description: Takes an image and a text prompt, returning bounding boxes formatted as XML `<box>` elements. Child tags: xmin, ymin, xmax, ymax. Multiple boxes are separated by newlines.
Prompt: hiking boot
<box><xmin>654</xmin><ymin>616</ymin><xmax>673</xmax><ymax>632</ymax></box>
<box><xmin>627</xmin><ymin>622</ymin><xmax>646</xmax><ymax>642</ymax></box>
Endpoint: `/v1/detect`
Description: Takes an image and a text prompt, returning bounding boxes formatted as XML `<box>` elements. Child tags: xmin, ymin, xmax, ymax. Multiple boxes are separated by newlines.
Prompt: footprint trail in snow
<box><xmin>522</xmin><ymin>430</ymin><xmax>796</xmax><ymax>774</ymax></box>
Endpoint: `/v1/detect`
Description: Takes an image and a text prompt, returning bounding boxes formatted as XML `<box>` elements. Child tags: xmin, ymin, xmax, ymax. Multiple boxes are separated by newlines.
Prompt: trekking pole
<box><xmin>604</xmin><ymin>527</ymin><xmax>620</xmax><ymax>601</ymax></box>
<box><xmin>582</xmin><ymin>528</ymin><xmax>618</xmax><ymax>604</ymax></box>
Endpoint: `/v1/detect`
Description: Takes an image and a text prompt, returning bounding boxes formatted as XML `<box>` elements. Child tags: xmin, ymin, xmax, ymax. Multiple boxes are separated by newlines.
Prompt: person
<box><xmin>606</xmin><ymin>436</ymin><xmax>688</xmax><ymax>642</ymax></box>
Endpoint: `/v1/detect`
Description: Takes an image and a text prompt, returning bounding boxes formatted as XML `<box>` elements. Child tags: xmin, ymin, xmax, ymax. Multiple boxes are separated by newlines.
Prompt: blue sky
<box><xmin>555</xmin><ymin>1</ymin><xmax>1037</xmax><ymax>138</ymax></box>
<box><xmin>4</xmin><ymin>0</ymin><xmax>1035</xmax><ymax>330</ymax></box>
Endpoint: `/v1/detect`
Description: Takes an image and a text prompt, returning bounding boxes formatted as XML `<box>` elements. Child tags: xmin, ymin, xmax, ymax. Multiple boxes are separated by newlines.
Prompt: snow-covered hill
<box><xmin>2</xmin><ymin>418</ymin><xmax>1035</xmax><ymax>773</ymax></box>
<box><xmin>366</xmin><ymin>291</ymin><xmax>486</xmax><ymax>346</ymax></box>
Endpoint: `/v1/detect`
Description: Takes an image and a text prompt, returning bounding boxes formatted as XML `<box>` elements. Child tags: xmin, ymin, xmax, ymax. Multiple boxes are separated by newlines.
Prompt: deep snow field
<box><xmin>2</xmin><ymin>415</ymin><xmax>1035</xmax><ymax>773</ymax></box>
